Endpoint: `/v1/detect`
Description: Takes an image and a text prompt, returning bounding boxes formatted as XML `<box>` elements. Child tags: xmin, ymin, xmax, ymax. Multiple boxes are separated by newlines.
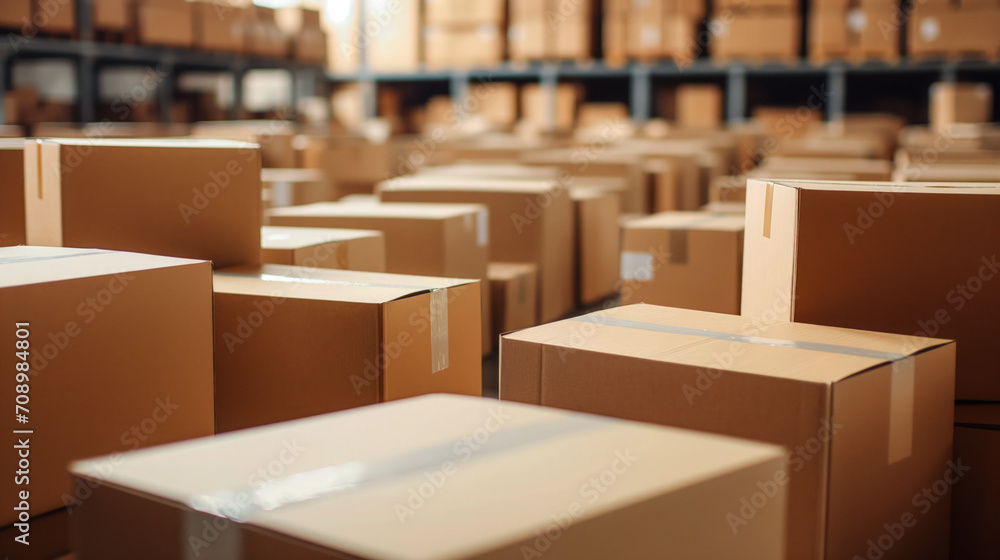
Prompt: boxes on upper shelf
<box><xmin>71</xmin><ymin>395</ymin><xmax>788</xmax><ymax>559</ymax></box>
<box><xmin>0</xmin><ymin>246</ymin><xmax>215</xmax><ymax>529</ymax></box>
<box><xmin>93</xmin><ymin>0</ymin><xmax>129</xmax><ymax>33</ymax></box>
<box><xmin>191</xmin><ymin>0</ymin><xmax>249</xmax><ymax>53</ymax></box>
<box><xmin>808</xmin><ymin>3</ymin><xmax>900</xmax><ymax>63</ymax></box>
<box><xmin>261</xmin><ymin>226</ymin><xmax>386</xmax><ymax>272</ymax></box>
<box><xmin>501</xmin><ymin>303</ymin><xmax>956</xmax><ymax>560</ymax></box>
<box><xmin>742</xmin><ymin>179</ymin><xmax>1000</xmax><ymax>400</ymax></box>
<box><xmin>621</xmin><ymin>212</ymin><xmax>744</xmax><ymax>314</ymax></box>
<box><xmin>424</xmin><ymin>23</ymin><xmax>505</xmax><ymax>68</ymax></box>
<box><xmin>33</xmin><ymin>0</ymin><xmax>75</xmax><ymax>34</ymax></box>
<box><xmin>488</xmin><ymin>262</ymin><xmax>537</xmax><ymax>339</ymax></box>
<box><xmin>0</xmin><ymin>0</ymin><xmax>30</xmax><ymax>29</ymax></box>
<box><xmin>276</xmin><ymin>6</ymin><xmax>327</xmax><ymax>63</ymax></box>
<box><xmin>136</xmin><ymin>0</ymin><xmax>194</xmax><ymax>47</ymax></box>
<box><xmin>212</xmin><ymin>267</ymin><xmax>482</xmax><ymax>432</ymax></box>
<box><xmin>676</xmin><ymin>84</ymin><xmax>724</xmax><ymax>129</ymax></box>
<box><xmin>509</xmin><ymin>0</ymin><xmax>595</xmax><ymax>61</ymax></box>
<box><xmin>23</xmin><ymin>138</ymin><xmax>262</xmax><ymax>269</ymax></box>
<box><xmin>367</xmin><ymin>0</ymin><xmax>421</xmax><ymax>72</ymax></box>
<box><xmin>0</xmin><ymin>139</ymin><xmax>25</xmax><ymax>247</ymax></box>
<box><xmin>909</xmin><ymin>5</ymin><xmax>1000</xmax><ymax>59</ymax></box>
<box><xmin>711</xmin><ymin>11</ymin><xmax>801</xmax><ymax>62</ymax></box>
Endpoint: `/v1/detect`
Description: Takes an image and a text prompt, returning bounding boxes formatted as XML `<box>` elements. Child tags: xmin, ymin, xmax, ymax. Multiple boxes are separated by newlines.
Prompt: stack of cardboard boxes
<box><xmin>808</xmin><ymin>0</ymin><xmax>900</xmax><ymax>62</ymax></box>
<box><xmin>424</xmin><ymin>0</ymin><xmax>506</xmax><ymax>68</ymax></box>
<box><xmin>509</xmin><ymin>0</ymin><xmax>595</xmax><ymax>62</ymax></box>
<box><xmin>609</xmin><ymin>0</ymin><xmax>705</xmax><ymax>63</ymax></box>
<box><xmin>909</xmin><ymin>0</ymin><xmax>1000</xmax><ymax>58</ymax></box>
<box><xmin>711</xmin><ymin>0</ymin><xmax>801</xmax><ymax>61</ymax></box>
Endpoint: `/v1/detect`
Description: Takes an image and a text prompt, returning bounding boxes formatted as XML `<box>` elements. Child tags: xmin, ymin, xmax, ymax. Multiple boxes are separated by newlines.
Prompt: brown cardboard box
<box><xmin>742</xmin><ymin>179</ymin><xmax>1000</xmax><ymax>400</ymax></box>
<box><xmin>578</xmin><ymin>103</ymin><xmax>630</xmax><ymax>129</ymax></box>
<box><xmin>323</xmin><ymin>0</ymin><xmax>359</xmax><ymax>72</ymax></box>
<box><xmin>247</xmin><ymin>5</ymin><xmax>289</xmax><ymax>58</ymax></box>
<box><xmin>276</xmin><ymin>6</ymin><xmax>327</xmax><ymax>63</ymax></box>
<box><xmin>754</xmin><ymin>106</ymin><xmax>824</xmax><ymax>140</ymax></box>
<box><xmin>267</xmin><ymin>201</ymin><xmax>492</xmax><ymax>352</ymax></box>
<box><xmin>262</xmin><ymin>168</ymin><xmax>335</xmax><ymax>207</ymax></box>
<box><xmin>212</xmin><ymin>268</ymin><xmax>481</xmax><ymax>433</ymax></box>
<box><xmin>572</xmin><ymin>186</ymin><xmax>621</xmax><ymax>304</ymax></box>
<box><xmin>930</xmin><ymin>82</ymin><xmax>993</xmax><ymax>130</ymax></box>
<box><xmin>488</xmin><ymin>262</ymin><xmax>537</xmax><ymax>339</ymax></box>
<box><xmin>377</xmin><ymin>177</ymin><xmax>576</xmax><ymax>323</ymax></box>
<box><xmin>425</xmin><ymin>24</ymin><xmax>505</xmax><ymax>68</ymax></box>
<box><xmin>950</xmin><ymin>403</ymin><xmax>1000</xmax><ymax>560</ymax></box>
<box><xmin>808</xmin><ymin>5</ymin><xmax>900</xmax><ymax>62</ymax></box>
<box><xmin>261</xmin><ymin>226</ymin><xmax>386</xmax><ymax>271</ymax></box>
<box><xmin>190</xmin><ymin>120</ymin><xmax>297</xmax><ymax>169</ymax></box>
<box><xmin>469</xmin><ymin>82</ymin><xmax>519</xmax><ymax>128</ymax></box>
<box><xmin>299</xmin><ymin>135</ymin><xmax>403</xmax><ymax>186</ymax></box>
<box><xmin>71</xmin><ymin>394</ymin><xmax>788</xmax><ymax>559</ymax></box>
<box><xmin>0</xmin><ymin>0</ymin><xmax>30</xmax><ymax>28</ymax></box>
<box><xmin>507</xmin><ymin>0</ymin><xmax>546</xmax><ymax>60</ymax></box>
<box><xmin>753</xmin><ymin>156</ymin><xmax>893</xmax><ymax>180</ymax></box>
<box><xmin>367</xmin><ymin>0</ymin><xmax>421</xmax><ymax>72</ymax></box>
<box><xmin>551</xmin><ymin>0</ymin><xmax>596</xmax><ymax>60</ymax></box>
<box><xmin>899</xmin><ymin>124</ymin><xmax>1000</xmax><ymax>151</ymax></box>
<box><xmin>0</xmin><ymin>246</ymin><xmax>215</xmax><ymax>527</ymax></box>
<box><xmin>501</xmin><ymin>303</ymin><xmax>956</xmax><ymax>560</ymax></box>
<box><xmin>711</xmin><ymin>12</ymin><xmax>800</xmax><ymax>61</ymax></box>
<box><xmin>33</xmin><ymin>0</ymin><xmax>74</xmax><ymax>33</ymax></box>
<box><xmin>23</xmin><ymin>138</ymin><xmax>262</xmax><ymax>269</ymax></box>
<box><xmin>716</xmin><ymin>0</ymin><xmax>798</xmax><ymax>9</ymax></box>
<box><xmin>909</xmin><ymin>6</ymin><xmax>1000</xmax><ymax>58</ymax></box>
<box><xmin>426</xmin><ymin>0</ymin><xmax>505</xmax><ymax>25</ymax></box>
<box><xmin>191</xmin><ymin>0</ymin><xmax>248</xmax><ymax>53</ymax></box>
<box><xmin>0</xmin><ymin>140</ymin><xmax>25</xmax><ymax>247</ymax></box>
<box><xmin>621</xmin><ymin>212</ymin><xmax>743</xmax><ymax>314</ymax></box>
<box><xmin>136</xmin><ymin>0</ymin><xmax>194</xmax><ymax>47</ymax></box>
<box><xmin>778</xmin><ymin>134</ymin><xmax>891</xmax><ymax>159</ymax></box>
<box><xmin>603</xmin><ymin>7</ymin><xmax>628</xmax><ymax>65</ymax></box>
<box><xmin>711</xmin><ymin>175</ymin><xmax>747</xmax><ymax>202</ymax></box>
<box><xmin>520</xmin><ymin>148</ymin><xmax>648</xmax><ymax>213</ymax></box>
<box><xmin>520</xmin><ymin>83</ymin><xmax>581</xmax><ymax>131</ymax></box>
<box><xmin>93</xmin><ymin>0</ymin><xmax>129</xmax><ymax>31</ymax></box>
<box><xmin>677</xmin><ymin>84</ymin><xmax>724</xmax><ymax>129</ymax></box>
<box><xmin>0</xmin><ymin>506</ymin><xmax>69</xmax><ymax>559</ymax></box>
<box><xmin>893</xmin><ymin>162</ymin><xmax>1000</xmax><ymax>182</ymax></box>
<box><xmin>701</xmin><ymin>201</ymin><xmax>746</xmax><ymax>214</ymax></box>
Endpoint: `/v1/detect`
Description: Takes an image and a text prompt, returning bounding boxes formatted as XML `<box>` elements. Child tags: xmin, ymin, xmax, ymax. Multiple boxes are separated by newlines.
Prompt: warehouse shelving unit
<box><xmin>328</xmin><ymin>57</ymin><xmax>1000</xmax><ymax>126</ymax></box>
<box><xmin>0</xmin><ymin>0</ymin><xmax>326</xmax><ymax>124</ymax></box>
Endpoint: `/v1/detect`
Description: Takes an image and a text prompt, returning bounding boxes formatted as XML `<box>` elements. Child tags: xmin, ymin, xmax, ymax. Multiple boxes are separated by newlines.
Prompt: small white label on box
<box><xmin>847</xmin><ymin>9</ymin><xmax>866</xmax><ymax>33</ymax></box>
<box><xmin>476</xmin><ymin>209</ymin><xmax>489</xmax><ymax>247</ymax></box>
<box><xmin>709</xmin><ymin>19</ymin><xmax>728</xmax><ymax>38</ymax></box>
<box><xmin>920</xmin><ymin>17</ymin><xmax>939</xmax><ymax>42</ymax></box>
<box><xmin>621</xmin><ymin>252</ymin><xmax>654</xmax><ymax>282</ymax></box>
<box><xmin>641</xmin><ymin>26</ymin><xmax>660</xmax><ymax>46</ymax></box>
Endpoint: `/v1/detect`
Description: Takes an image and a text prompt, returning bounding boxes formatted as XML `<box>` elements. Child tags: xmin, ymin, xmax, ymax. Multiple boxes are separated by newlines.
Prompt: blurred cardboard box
<box><xmin>191</xmin><ymin>0</ymin><xmax>248</xmax><ymax>53</ymax></box>
<box><xmin>710</xmin><ymin>175</ymin><xmax>747</xmax><ymax>202</ymax></box>
<box><xmin>676</xmin><ymin>84</ymin><xmax>723</xmax><ymax>129</ymax></box>
<box><xmin>323</xmin><ymin>0</ymin><xmax>359</xmax><ymax>72</ymax></box>
<box><xmin>711</xmin><ymin>11</ymin><xmax>800</xmax><ymax>61</ymax></box>
<box><xmin>469</xmin><ymin>82</ymin><xmax>519</xmax><ymax>128</ymax></box>
<box><xmin>501</xmin><ymin>303</ymin><xmax>956</xmax><ymax>560</ymax></box>
<box><xmin>754</xmin><ymin>156</ymin><xmax>893</xmax><ymax>180</ymax></box>
<box><xmin>367</xmin><ymin>0</ymin><xmax>421</xmax><ymax>72</ymax></box>
<box><xmin>950</xmin><ymin>403</ymin><xmax>1000</xmax><ymax>560</ymax></box>
<box><xmin>893</xmin><ymin>162</ymin><xmax>1000</xmax><ymax>182</ymax></box>
<box><xmin>425</xmin><ymin>23</ymin><xmax>505</xmax><ymax>68</ymax></box>
<box><xmin>930</xmin><ymin>82</ymin><xmax>992</xmax><ymax>130</ymax></box>
<box><xmin>909</xmin><ymin>6</ymin><xmax>1000</xmax><ymax>59</ymax></box>
<box><xmin>578</xmin><ymin>102</ymin><xmax>630</xmax><ymax>129</ymax></box>
<box><xmin>33</xmin><ymin>0</ymin><xmax>74</xmax><ymax>33</ymax></box>
<box><xmin>520</xmin><ymin>83</ymin><xmax>582</xmax><ymax>131</ymax></box>
<box><xmin>621</xmin><ymin>212</ymin><xmax>743</xmax><ymax>313</ymax></box>
<box><xmin>191</xmin><ymin>120</ymin><xmax>297</xmax><ymax>168</ymax></box>
<box><xmin>0</xmin><ymin>0</ymin><xmax>30</xmax><ymax>28</ymax></box>
<box><xmin>299</xmin><ymin>135</ymin><xmax>405</xmax><ymax>187</ymax></box>
<box><xmin>261</xmin><ymin>226</ymin><xmax>385</xmax><ymax>271</ymax></box>
<box><xmin>778</xmin><ymin>134</ymin><xmax>891</xmax><ymax>159</ymax></box>
<box><xmin>23</xmin><ymin>138</ymin><xmax>262</xmax><ymax>268</ymax></box>
<box><xmin>488</xmin><ymin>262</ymin><xmax>537</xmax><ymax>339</ymax></box>
<box><xmin>262</xmin><ymin>168</ymin><xmax>335</xmax><ymax>207</ymax></box>
<box><xmin>378</xmin><ymin>177</ymin><xmax>576</xmax><ymax>323</ymax></box>
<box><xmin>276</xmin><ymin>6</ymin><xmax>327</xmax><ymax>63</ymax></box>
<box><xmin>0</xmin><ymin>140</ymin><xmax>25</xmax><ymax>246</ymax></box>
<box><xmin>899</xmin><ymin>124</ymin><xmax>1000</xmax><ymax>151</ymax></box>
<box><xmin>743</xmin><ymin>179</ymin><xmax>1000</xmax><ymax>400</ymax></box>
<box><xmin>93</xmin><ymin>0</ymin><xmax>129</xmax><ymax>31</ymax></box>
<box><xmin>267</xmin><ymin>201</ymin><xmax>491</xmax><ymax>352</ymax></box>
<box><xmin>1</xmin><ymin>246</ymin><xmax>214</xmax><ymax>527</ymax></box>
<box><xmin>701</xmin><ymin>201</ymin><xmax>746</xmax><ymax>214</ymax></box>
<box><xmin>510</xmin><ymin>0</ymin><xmax>594</xmax><ymax>60</ymax></box>
<box><xmin>754</xmin><ymin>106</ymin><xmax>823</xmax><ymax>140</ymax></box>
<box><xmin>425</xmin><ymin>0</ymin><xmax>505</xmax><ymax>25</ymax></box>
<box><xmin>521</xmin><ymin>148</ymin><xmax>648</xmax><ymax>213</ymax></box>
<box><xmin>571</xmin><ymin>186</ymin><xmax>620</xmax><ymax>304</ymax></box>
<box><xmin>212</xmin><ymin>268</ymin><xmax>481</xmax><ymax>432</ymax></box>
<box><xmin>136</xmin><ymin>0</ymin><xmax>193</xmax><ymax>47</ymax></box>
<box><xmin>627</xmin><ymin>8</ymin><xmax>699</xmax><ymax>61</ymax></box>
<box><xmin>72</xmin><ymin>394</ymin><xmax>788</xmax><ymax>559</ymax></box>
<box><xmin>809</xmin><ymin>4</ymin><xmax>900</xmax><ymax>62</ymax></box>
<box><xmin>248</xmin><ymin>5</ymin><xmax>289</xmax><ymax>57</ymax></box>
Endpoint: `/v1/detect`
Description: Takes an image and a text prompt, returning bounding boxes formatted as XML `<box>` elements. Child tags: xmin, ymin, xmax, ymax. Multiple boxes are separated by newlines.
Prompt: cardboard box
<box><xmin>276</xmin><ymin>6</ymin><xmax>327</xmax><ymax>63</ymax></box>
<box><xmin>808</xmin><ymin>5</ymin><xmax>899</xmax><ymax>62</ymax></box>
<box><xmin>930</xmin><ymin>82</ymin><xmax>993</xmax><ymax>130</ymax></box>
<box><xmin>753</xmin><ymin>156</ymin><xmax>893</xmax><ymax>181</ymax></box>
<box><xmin>950</xmin><ymin>403</ymin><xmax>1000</xmax><ymax>560</ymax></box>
<box><xmin>261</xmin><ymin>226</ymin><xmax>386</xmax><ymax>271</ymax></box>
<box><xmin>501</xmin><ymin>303</ymin><xmax>956</xmax><ymax>560</ymax></box>
<box><xmin>262</xmin><ymin>168</ymin><xmax>335</xmax><ymax>207</ymax></box>
<box><xmin>212</xmin><ymin>268</ymin><xmax>481</xmax><ymax>432</ymax></box>
<box><xmin>378</xmin><ymin>177</ymin><xmax>576</xmax><ymax>323</ymax></box>
<box><xmin>603</xmin><ymin>7</ymin><xmax>628</xmax><ymax>64</ymax></box>
<box><xmin>190</xmin><ymin>120</ymin><xmax>296</xmax><ymax>169</ymax></box>
<box><xmin>909</xmin><ymin>6</ymin><xmax>1000</xmax><ymax>58</ymax></box>
<box><xmin>521</xmin><ymin>148</ymin><xmax>649</xmax><ymax>213</ymax></box>
<box><xmin>711</xmin><ymin>12</ymin><xmax>800</xmax><ymax>61</ymax></box>
<box><xmin>572</xmin><ymin>186</ymin><xmax>621</xmax><ymax>304</ymax></box>
<box><xmin>742</xmin><ymin>179</ymin><xmax>1000</xmax><ymax>400</ymax></box>
<box><xmin>136</xmin><ymin>0</ymin><xmax>194</xmax><ymax>47</ymax></box>
<box><xmin>488</xmin><ymin>262</ymin><xmax>537</xmax><ymax>339</ymax></box>
<box><xmin>93</xmin><ymin>0</ymin><xmax>129</xmax><ymax>31</ymax></box>
<box><xmin>192</xmin><ymin>0</ymin><xmax>248</xmax><ymax>53</ymax></box>
<box><xmin>23</xmin><ymin>138</ymin><xmax>262</xmax><ymax>269</ymax></box>
<box><xmin>621</xmin><ymin>212</ymin><xmax>743</xmax><ymax>314</ymax></box>
<box><xmin>893</xmin><ymin>162</ymin><xmax>1000</xmax><ymax>182</ymax></box>
<box><xmin>367</xmin><ymin>0</ymin><xmax>421</xmax><ymax>72</ymax></box>
<box><xmin>0</xmin><ymin>139</ymin><xmax>24</xmax><ymax>247</ymax></box>
<box><xmin>323</xmin><ymin>0</ymin><xmax>359</xmax><ymax>72</ymax></box>
<box><xmin>426</xmin><ymin>0</ymin><xmax>505</xmax><ymax>25</ymax></box>
<box><xmin>33</xmin><ymin>0</ymin><xmax>74</xmax><ymax>33</ymax></box>
<box><xmin>469</xmin><ymin>82</ymin><xmax>519</xmax><ymax>128</ymax></box>
<box><xmin>267</xmin><ymin>201</ymin><xmax>492</xmax><ymax>352</ymax></box>
<box><xmin>298</xmin><ymin>135</ymin><xmax>404</xmax><ymax>186</ymax></box>
<box><xmin>701</xmin><ymin>201</ymin><xmax>746</xmax><ymax>214</ymax></box>
<box><xmin>510</xmin><ymin>0</ymin><xmax>594</xmax><ymax>60</ymax></box>
<box><xmin>677</xmin><ymin>84</ymin><xmax>724</xmax><ymax>129</ymax></box>
<box><xmin>0</xmin><ymin>246</ymin><xmax>215</xmax><ymax>526</ymax></box>
<box><xmin>71</xmin><ymin>394</ymin><xmax>788</xmax><ymax>559</ymax></box>
<box><xmin>0</xmin><ymin>0</ymin><xmax>30</xmax><ymax>28</ymax></box>
<box><xmin>425</xmin><ymin>24</ymin><xmax>505</xmax><ymax>68</ymax></box>
<box><xmin>248</xmin><ymin>5</ymin><xmax>289</xmax><ymax>58</ymax></box>
<box><xmin>711</xmin><ymin>175</ymin><xmax>747</xmax><ymax>202</ymax></box>
<box><xmin>520</xmin><ymin>83</ymin><xmax>581</xmax><ymax>131</ymax></box>
<box><xmin>578</xmin><ymin>103</ymin><xmax>630</xmax><ymax>129</ymax></box>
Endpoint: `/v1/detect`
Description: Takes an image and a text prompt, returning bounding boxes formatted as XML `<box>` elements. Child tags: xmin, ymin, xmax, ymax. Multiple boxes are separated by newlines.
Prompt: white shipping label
<box><xmin>621</xmin><ymin>252</ymin><xmax>654</xmax><ymax>282</ymax></box>
<box><xmin>847</xmin><ymin>9</ymin><xmax>867</xmax><ymax>33</ymax></box>
<box><xmin>920</xmin><ymin>17</ymin><xmax>940</xmax><ymax>42</ymax></box>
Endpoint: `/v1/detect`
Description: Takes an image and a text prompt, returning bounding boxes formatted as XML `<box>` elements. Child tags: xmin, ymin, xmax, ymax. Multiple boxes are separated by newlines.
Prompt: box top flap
<box><xmin>268</xmin><ymin>201</ymin><xmax>486</xmax><ymax>220</ymax></box>
<box><xmin>503</xmin><ymin>304</ymin><xmax>950</xmax><ymax>384</ymax></box>
<box><xmin>0</xmin><ymin>246</ymin><xmax>207</xmax><ymax>288</ymax></box>
<box><xmin>625</xmin><ymin>211</ymin><xmax>745</xmax><ymax>232</ymax></box>
<box><xmin>71</xmin><ymin>395</ymin><xmax>783</xmax><ymax>559</ymax></box>
<box><xmin>31</xmin><ymin>137</ymin><xmax>258</xmax><ymax>149</ymax></box>
<box><xmin>215</xmin><ymin>264</ymin><xmax>475</xmax><ymax>304</ymax></box>
<box><xmin>379</xmin><ymin>176</ymin><xmax>561</xmax><ymax>194</ymax></box>
<box><xmin>754</xmin><ymin>178</ymin><xmax>1000</xmax><ymax>196</ymax></box>
<box><xmin>261</xmin><ymin>226</ymin><xmax>382</xmax><ymax>250</ymax></box>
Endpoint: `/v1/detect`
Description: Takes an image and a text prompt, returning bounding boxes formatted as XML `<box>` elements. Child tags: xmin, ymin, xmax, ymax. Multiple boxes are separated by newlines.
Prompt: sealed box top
<box><xmin>72</xmin><ymin>394</ymin><xmax>785</xmax><ymax>560</ymax></box>
<box><xmin>379</xmin><ymin>176</ymin><xmax>562</xmax><ymax>195</ymax></box>
<box><xmin>269</xmin><ymin>201</ymin><xmax>488</xmax><ymax>220</ymax></box>
<box><xmin>32</xmin><ymin>137</ymin><xmax>258</xmax><ymax>150</ymax></box>
<box><xmin>504</xmin><ymin>303</ymin><xmax>949</xmax><ymax>384</ymax></box>
<box><xmin>756</xmin><ymin>178</ymin><xmax>1000</xmax><ymax>194</ymax></box>
<box><xmin>625</xmin><ymin>211</ymin><xmax>745</xmax><ymax>232</ymax></box>
<box><xmin>261</xmin><ymin>168</ymin><xmax>326</xmax><ymax>183</ymax></box>
<box><xmin>0</xmin><ymin>246</ymin><xmax>207</xmax><ymax>288</ymax></box>
<box><xmin>216</xmin><ymin>264</ymin><xmax>475</xmax><ymax>305</ymax></box>
<box><xmin>261</xmin><ymin>226</ymin><xmax>382</xmax><ymax>250</ymax></box>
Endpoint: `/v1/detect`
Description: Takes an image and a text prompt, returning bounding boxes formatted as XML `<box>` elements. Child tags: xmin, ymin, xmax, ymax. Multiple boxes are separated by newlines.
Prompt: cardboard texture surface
<box><xmin>261</xmin><ymin>226</ymin><xmax>386</xmax><ymax>272</ymax></box>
